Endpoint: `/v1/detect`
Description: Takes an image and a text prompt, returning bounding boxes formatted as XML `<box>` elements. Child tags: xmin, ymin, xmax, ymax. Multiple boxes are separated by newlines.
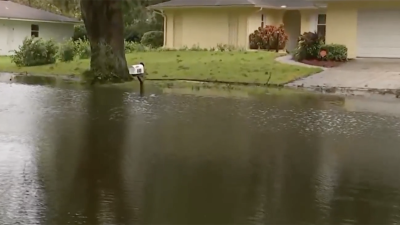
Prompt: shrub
<box><xmin>58</xmin><ymin>39</ymin><xmax>76</xmax><ymax>62</ymax></box>
<box><xmin>141</xmin><ymin>31</ymin><xmax>163</xmax><ymax>48</ymax></box>
<box><xmin>124</xmin><ymin>25</ymin><xmax>142</xmax><ymax>42</ymax></box>
<box><xmin>124</xmin><ymin>41</ymin><xmax>146</xmax><ymax>53</ymax></box>
<box><xmin>75</xmin><ymin>39</ymin><xmax>91</xmax><ymax>59</ymax></box>
<box><xmin>293</xmin><ymin>31</ymin><xmax>324</xmax><ymax>61</ymax></box>
<box><xmin>216</xmin><ymin>43</ymin><xmax>237</xmax><ymax>52</ymax></box>
<box><xmin>248</xmin><ymin>24</ymin><xmax>289</xmax><ymax>50</ymax></box>
<box><xmin>72</xmin><ymin>24</ymin><xmax>87</xmax><ymax>41</ymax></box>
<box><xmin>11</xmin><ymin>37</ymin><xmax>58</xmax><ymax>67</ymax></box>
<box><xmin>319</xmin><ymin>44</ymin><xmax>348</xmax><ymax>61</ymax></box>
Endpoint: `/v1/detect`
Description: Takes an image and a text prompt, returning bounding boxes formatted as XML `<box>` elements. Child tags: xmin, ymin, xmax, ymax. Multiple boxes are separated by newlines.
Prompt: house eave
<box><xmin>0</xmin><ymin>17</ymin><xmax>82</xmax><ymax>24</ymax></box>
<box><xmin>148</xmin><ymin>4</ymin><xmax>326</xmax><ymax>10</ymax></box>
<box><xmin>147</xmin><ymin>5</ymin><xmax>255</xmax><ymax>10</ymax></box>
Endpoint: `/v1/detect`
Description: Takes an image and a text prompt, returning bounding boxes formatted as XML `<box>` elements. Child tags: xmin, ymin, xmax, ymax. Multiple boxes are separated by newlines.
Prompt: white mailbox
<box><xmin>129</xmin><ymin>63</ymin><xmax>145</xmax><ymax>75</ymax></box>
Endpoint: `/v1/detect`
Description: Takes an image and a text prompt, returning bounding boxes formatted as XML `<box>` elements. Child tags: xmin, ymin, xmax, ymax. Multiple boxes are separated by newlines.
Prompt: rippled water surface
<box><xmin>1</xmin><ymin>77</ymin><xmax>400</xmax><ymax>224</ymax></box>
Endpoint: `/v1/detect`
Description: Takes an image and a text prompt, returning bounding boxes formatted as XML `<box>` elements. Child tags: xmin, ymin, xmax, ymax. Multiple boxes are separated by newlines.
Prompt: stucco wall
<box><xmin>163</xmin><ymin>7</ymin><xmax>320</xmax><ymax>50</ymax></box>
<box><xmin>326</xmin><ymin>1</ymin><xmax>400</xmax><ymax>58</ymax></box>
<box><xmin>0</xmin><ymin>19</ymin><xmax>74</xmax><ymax>55</ymax></box>
<box><xmin>165</xmin><ymin>8</ymin><xmax>255</xmax><ymax>49</ymax></box>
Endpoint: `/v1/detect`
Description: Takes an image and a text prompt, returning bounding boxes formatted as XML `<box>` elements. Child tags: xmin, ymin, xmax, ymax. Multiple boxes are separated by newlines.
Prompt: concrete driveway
<box><xmin>285</xmin><ymin>58</ymin><xmax>400</xmax><ymax>90</ymax></box>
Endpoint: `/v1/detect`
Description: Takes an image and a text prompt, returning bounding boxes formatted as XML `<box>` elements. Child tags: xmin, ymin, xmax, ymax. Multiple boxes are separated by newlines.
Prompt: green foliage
<box><xmin>123</xmin><ymin>0</ymin><xmax>166</xmax><ymax>41</ymax></box>
<box><xmin>319</xmin><ymin>44</ymin><xmax>348</xmax><ymax>61</ymax></box>
<box><xmin>58</xmin><ymin>39</ymin><xmax>76</xmax><ymax>62</ymax></box>
<box><xmin>293</xmin><ymin>32</ymin><xmax>324</xmax><ymax>61</ymax></box>
<box><xmin>141</xmin><ymin>31</ymin><xmax>164</xmax><ymax>48</ymax></box>
<box><xmin>72</xmin><ymin>24</ymin><xmax>87</xmax><ymax>41</ymax></box>
<box><xmin>11</xmin><ymin>37</ymin><xmax>58</xmax><ymax>67</ymax></box>
<box><xmin>249</xmin><ymin>24</ymin><xmax>289</xmax><ymax>50</ymax></box>
<box><xmin>125</xmin><ymin>41</ymin><xmax>147</xmax><ymax>53</ymax></box>
<box><xmin>75</xmin><ymin>39</ymin><xmax>91</xmax><ymax>59</ymax></box>
<box><xmin>216</xmin><ymin>44</ymin><xmax>240</xmax><ymax>52</ymax></box>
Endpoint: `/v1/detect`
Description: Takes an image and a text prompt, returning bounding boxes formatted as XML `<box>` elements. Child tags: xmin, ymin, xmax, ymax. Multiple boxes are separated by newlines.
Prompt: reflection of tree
<box><xmin>242</xmin><ymin>94</ymin><xmax>325</xmax><ymax>224</ymax></box>
<box><xmin>35</xmin><ymin>85</ymin><xmax>90</xmax><ymax>224</ymax></box>
<box><xmin>40</xmin><ymin>86</ymin><xmax>131</xmax><ymax>224</ymax></box>
<box><xmin>76</xmin><ymin>87</ymin><xmax>131</xmax><ymax>224</ymax></box>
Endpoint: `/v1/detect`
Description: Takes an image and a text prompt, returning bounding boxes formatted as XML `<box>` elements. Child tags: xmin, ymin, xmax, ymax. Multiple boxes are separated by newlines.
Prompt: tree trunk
<box><xmin>80</xmin><ymin>0</ymin><xmax>131</xmax><ymax>83</ymax></box>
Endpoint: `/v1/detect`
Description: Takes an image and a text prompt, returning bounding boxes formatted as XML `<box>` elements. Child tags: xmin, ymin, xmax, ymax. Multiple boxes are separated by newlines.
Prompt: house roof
<box><xmin>0</xmin><ymin>0</ymin><xmax>80</xmax><ymax>23</ymax></box>
<box><xmin>149</xmin><ymin>0</ymin><xmax>321</xmax><ymax>9</ymax></box>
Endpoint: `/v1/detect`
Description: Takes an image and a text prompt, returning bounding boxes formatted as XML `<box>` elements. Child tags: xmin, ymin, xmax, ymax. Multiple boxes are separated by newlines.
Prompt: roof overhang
<box><xmin>0</xmin><ymin>17</ymin><xmax>82</xmax><ymax>24</ymax></box>
<box><xmin>148</xmin><ymin>4</ymin><xmax>326</xmax><ymax>10</ymax></box>
<box><xmin>148</xmin><ymin>5</ymin><xmax>253</xmax><ymax>9</ymax></box>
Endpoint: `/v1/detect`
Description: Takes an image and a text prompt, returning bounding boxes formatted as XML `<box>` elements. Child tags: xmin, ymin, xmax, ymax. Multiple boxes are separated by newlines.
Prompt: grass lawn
<box><xmin>0</xmin><ymin>51</ymin><xmax>322</xmax><ymax>85</ymax></box>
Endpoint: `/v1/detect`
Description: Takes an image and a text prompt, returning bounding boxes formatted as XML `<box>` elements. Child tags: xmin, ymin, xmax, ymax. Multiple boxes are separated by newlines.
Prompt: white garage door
<box><xmin>357</xmin><ymin>9</ymin><xmax>400</xmax><ymax>58</ymax></box>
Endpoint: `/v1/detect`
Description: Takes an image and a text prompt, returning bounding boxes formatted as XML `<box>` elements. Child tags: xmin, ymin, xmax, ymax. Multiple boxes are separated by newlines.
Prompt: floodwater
<box><xmin>1</xmin><ymin>76</ymin><xmax>400</xmax><ymax>224</ymax></box>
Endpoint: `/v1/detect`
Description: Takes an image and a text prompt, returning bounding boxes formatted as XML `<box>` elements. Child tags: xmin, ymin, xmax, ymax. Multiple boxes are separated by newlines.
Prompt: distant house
<box><xmin>150</xmin><ymin>0</ymin><xmax>400</xmax><ymax>59</ymax></box>
<box><xmin>0</xmin><ymin>0</ymin><xmax>80</xmax><ymax>55</ymax></box>
<box><xmin>149</xmin><ymin>0</ymin><xmax>326</xmax><ymax>52</ymax></box>
<box><xmin>311</xmin><ymin>0</ymin><xmax>400</xmax><ymax>58</ymax></box>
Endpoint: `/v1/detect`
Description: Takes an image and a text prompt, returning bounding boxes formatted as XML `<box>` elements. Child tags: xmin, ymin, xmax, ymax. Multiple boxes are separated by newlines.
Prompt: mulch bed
<box><xmin>300</xmin><ymin>59</ymin><xmax>347</xmax><ymax>68</ymax></box>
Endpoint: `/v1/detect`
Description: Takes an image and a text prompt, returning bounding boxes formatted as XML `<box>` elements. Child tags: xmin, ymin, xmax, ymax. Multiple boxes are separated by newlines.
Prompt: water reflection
<box><xmin>1</xmin><ymin>78</ymin><xmax>400</xmax><ymax>224</ymax></box>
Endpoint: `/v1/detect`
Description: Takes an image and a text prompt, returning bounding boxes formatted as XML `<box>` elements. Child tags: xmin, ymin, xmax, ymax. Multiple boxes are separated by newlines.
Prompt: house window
<box><xmin>261</xmin><ymin>14</ymin><xmax>264</xmax><ymax>27</ymax></box>
<box><xmin>317</xmin><ymin>14</ymin><xmax>326</xmax><ymax>37</ymax></box>
<box><xmin>31</xmin><ymin>24</ymin><xmax>39</xmax><ymax>37</ymax></box>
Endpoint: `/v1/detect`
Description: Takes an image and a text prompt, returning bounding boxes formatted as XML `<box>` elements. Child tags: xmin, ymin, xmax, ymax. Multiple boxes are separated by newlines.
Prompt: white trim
<box><xmin>309</xmin><ymin>9</ymin><xmax>326</xmax><ymax>33</ymax></box>
<box><xmin>0</xmin><ymin>17</ymin><xmax>81</xmax><ymax>24</ymax></box>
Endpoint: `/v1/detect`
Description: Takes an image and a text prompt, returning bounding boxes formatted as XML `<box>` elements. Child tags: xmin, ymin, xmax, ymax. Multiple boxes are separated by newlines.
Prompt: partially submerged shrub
<box><xmin>11</xmin><ymin>37</ymin><xmax>58</xmax><ymax>67</ymax></box>
<box><xmin>319</xmin><ymin>44</ymin><xmax>348</xmax><ymax>61</ymax></box>
<box><xmin>248</xmin><ymin>24</ymin><xmax>289</xmax><ymax>50</ymax></box>
<box><xmin>141</xmin><ymin>31</ymin><xmax>163</xmax><ymax>48</ymax></box>
<box><xmin>58</xmin><ymin>39</ymin><xmax>76</xmax><ymax>62</ymax></box>
<box><xmin>293</xmin><ymin>31</ymin><xmax>324</xmax><ymax>61</ymax></box>
<box><xmin>75</xmin><ymin>39</ymin><xmax>91</xmax><ymax>59</ymax></box>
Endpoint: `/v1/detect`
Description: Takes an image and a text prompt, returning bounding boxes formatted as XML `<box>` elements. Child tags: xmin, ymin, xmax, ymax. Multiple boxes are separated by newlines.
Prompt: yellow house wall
<box><xmin>299</xmin><ymin>10</ymin><xmax>314</xmax><ymax>34</ymax></box>
<box><xmin>247</xmin><ymin>9</ymin><xmax>320</xmax><ymax>47</ymax></box>
<box><xmin>326</xmin><ymin>1</ymin><xmax>400</xmax><ymax>58</ymax></box>
<box><xmin>164</xmin><ymin>7</ymin><xmax>321</xmax><ymax>50</ymax></box>
<box><xmin>164</xmin><ymin>8</ymin><xmax>255</xmax><ymax>49</ymax></box>
<box><xmin>247</xmin><ymin>9</ymin><xmax>283</xmax><ymax>38</ymax></box>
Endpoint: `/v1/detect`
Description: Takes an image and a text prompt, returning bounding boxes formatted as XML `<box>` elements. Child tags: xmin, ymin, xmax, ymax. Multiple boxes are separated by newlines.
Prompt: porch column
<box><xmin>273</xmin><ymin>10</ymin><xmax>284</xmax><ymax>25</ymax></box>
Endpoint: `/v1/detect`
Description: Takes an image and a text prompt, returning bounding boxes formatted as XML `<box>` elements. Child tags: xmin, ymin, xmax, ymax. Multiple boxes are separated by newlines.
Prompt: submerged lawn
<box><xmin>0</xmin><ymin>51</ymin><xmax>322</xmax><ymax>85</ymax></box>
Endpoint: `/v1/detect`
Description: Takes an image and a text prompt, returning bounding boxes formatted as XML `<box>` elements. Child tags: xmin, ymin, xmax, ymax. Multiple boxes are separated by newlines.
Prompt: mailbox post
<box><xmin>128</xmin><ymin>63</ymin><xmax>145</xmax><ymax>96</ymax></box>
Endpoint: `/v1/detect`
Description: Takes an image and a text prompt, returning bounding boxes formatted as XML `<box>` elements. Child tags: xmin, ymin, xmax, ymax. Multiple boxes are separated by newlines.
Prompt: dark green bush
<box><xmin>319</xmin><ymin>44</ymin><xmax>348</xmax><ymax>61</ymax></box>
<box><xmin>11</xmin><ymin>37</ymin><xmax>58</xmax><ymax>67</ymax></box>
<box><xmin>293</xmin><ymin>31</ymin><xmax>324</xmax><ymax>61</ymax></box>
<box><xmin>58</xmin><ymin>39</ymin><xmax>75</xmax><ymax>62</ymax></box>
<box><xmin>124</xmin><ymin>41</ymin><xmax>147</xmax><ymax>53</ymax></box>
<box><xmin>141</xmin><ymin>31</ymin><xmax>163</xmax><ymax>48</ymax></box>
<box><xmin>72</xmin><ymin>24</ymin><xmax>87</xmax><ymax>41</ymax></box>
<box><xmin>124</xmin><ymin>25</ymin><xmax>142</xmax><ymax>42</ymax></box>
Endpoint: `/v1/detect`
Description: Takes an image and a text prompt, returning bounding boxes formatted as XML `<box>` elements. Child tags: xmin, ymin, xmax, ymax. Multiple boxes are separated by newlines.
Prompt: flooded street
<box><xmin>1</xmin><ymin>77</ymin><xmax>400</xmax><ymax>224</ymax></box>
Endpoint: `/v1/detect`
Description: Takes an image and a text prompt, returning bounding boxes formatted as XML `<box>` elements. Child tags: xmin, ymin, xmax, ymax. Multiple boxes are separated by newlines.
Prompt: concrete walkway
<box><xmin>277</xmin><ymin>55</ymin><xmax>400</xmax><ymax>91</ymax></box>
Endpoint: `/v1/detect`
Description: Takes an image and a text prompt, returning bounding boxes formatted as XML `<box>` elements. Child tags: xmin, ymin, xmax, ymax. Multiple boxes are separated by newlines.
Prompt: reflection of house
<box><xmin>0</xmin><ymin>1</ymin><xmax>80</xmax><ymax>56</ymax></box>
<box><xmin>149</xmin><ymin>0</ymin><xmax>327</xmax><ymax>51</ymax></box>
<box><xmin>344</xmin><ymin>97</ymin><xmax>400</xmax><ymax>117</ymax></box>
